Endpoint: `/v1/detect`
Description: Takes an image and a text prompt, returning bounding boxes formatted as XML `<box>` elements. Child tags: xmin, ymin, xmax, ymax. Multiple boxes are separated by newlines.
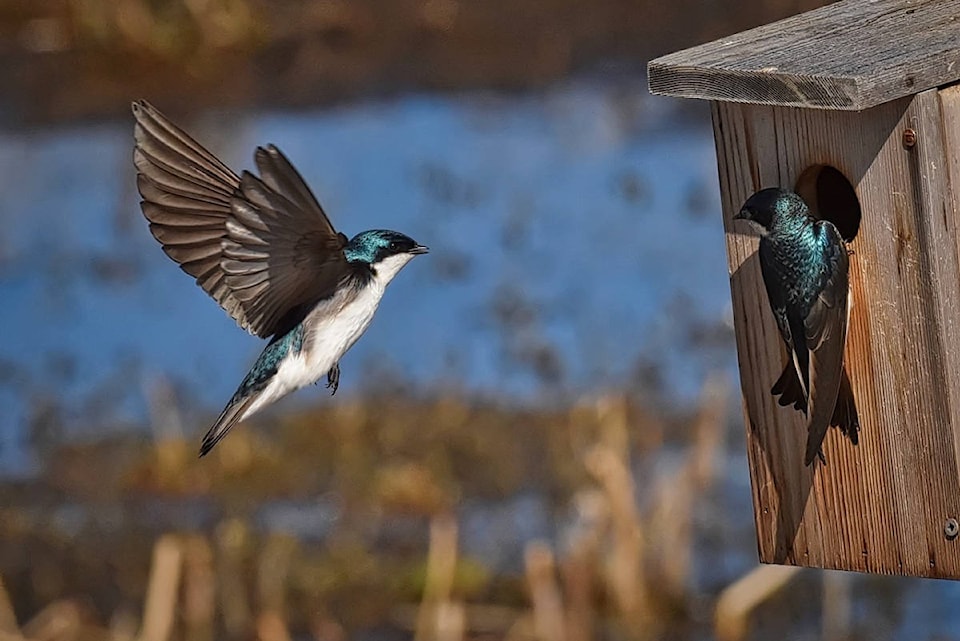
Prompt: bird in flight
<box><xmin>735</xmin><ymin>187</ymin><xmax>859</xmax><ymax>465</ymax></box>
<box><xmin>132</xmin><ymin>100</ymin><xmax>428</xmax><ymax>456</ymax></box>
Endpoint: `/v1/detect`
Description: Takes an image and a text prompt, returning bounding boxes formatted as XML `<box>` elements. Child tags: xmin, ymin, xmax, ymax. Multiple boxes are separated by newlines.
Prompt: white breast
<box><xmin>241</xmin><ymin>252</ymin><xmax>415</xmax><ymax>418</ymax></box>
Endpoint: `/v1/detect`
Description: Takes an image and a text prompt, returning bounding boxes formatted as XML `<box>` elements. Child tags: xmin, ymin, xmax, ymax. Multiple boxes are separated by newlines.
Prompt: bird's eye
<box><xmin>389</xmin><ymin>241</ymin><xmax>399</xmax><ymax>251</ymax></box>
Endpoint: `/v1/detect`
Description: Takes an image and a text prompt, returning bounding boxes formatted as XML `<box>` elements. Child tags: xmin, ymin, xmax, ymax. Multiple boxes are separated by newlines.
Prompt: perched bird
<box><xmin>735</xmin><ymin>187</ymin><xmax>859</xmax><ymax>465</ymax></box>
<box><xmin>132</xmin><ymin>100</ymin><xmax>428</xmax><ymax>456</ymax></box>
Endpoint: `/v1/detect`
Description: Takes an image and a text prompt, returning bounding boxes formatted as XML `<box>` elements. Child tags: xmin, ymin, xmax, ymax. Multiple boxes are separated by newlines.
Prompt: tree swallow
<box><xmin>735</xmin><ymin>187</ymin><xmax>859</xmax><ymax>465</ymax></box>
<box><xmin>132</xmin><ymin>100</ymin><xmax>428</xmax><ymax>457</ymax></box>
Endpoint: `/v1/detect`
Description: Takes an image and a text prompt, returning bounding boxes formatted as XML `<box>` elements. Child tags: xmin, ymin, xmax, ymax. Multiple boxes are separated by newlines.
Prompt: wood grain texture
<box><xmin>650</xmin><ymin>0</ymin><xmax>960</xmax><ymax>110</ymax></box>
<box><xmin>941</xmin><ymin>83</ymin><xmax>960</xmax><ymax>474</ymax></box>
<box><xmin>713</xmin><ymin>86</ymin><xmax>960</xmax><ymax>576</ymax></box>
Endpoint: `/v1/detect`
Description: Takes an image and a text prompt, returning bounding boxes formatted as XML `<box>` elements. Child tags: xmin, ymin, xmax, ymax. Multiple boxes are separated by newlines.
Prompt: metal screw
<box><xmin>945</xmin><ymin>518</ymin><xmax>959</xmax><ymax>540</ymax></box>
<box><xmin>903</xmin><ymin>128</ymin><xmax>917</xmax><ymax>148</ymax></box>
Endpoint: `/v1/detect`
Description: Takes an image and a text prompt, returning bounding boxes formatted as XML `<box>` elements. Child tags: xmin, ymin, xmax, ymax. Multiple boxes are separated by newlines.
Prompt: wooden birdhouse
<box><xmin>648</xmin><ymin>0</ymin><xmax>960</xmax><ymax>578</ymax></box>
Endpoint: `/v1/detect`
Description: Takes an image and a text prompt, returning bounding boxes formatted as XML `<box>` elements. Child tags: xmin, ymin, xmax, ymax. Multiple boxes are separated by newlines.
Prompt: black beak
<box><xmin>409</xmin><ymin>244</ymin><xmax>430</xmax><ymax>255</ymax></box>
<box><xmin>733</xmin><ymin>208</ymin><xmax>750</xmax><ymax>221</ymax></box>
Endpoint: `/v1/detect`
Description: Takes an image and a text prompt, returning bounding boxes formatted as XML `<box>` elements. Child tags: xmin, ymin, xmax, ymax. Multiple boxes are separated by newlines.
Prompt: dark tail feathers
<box><xmin>833</xmin><ymin>368</ymin><xmax>859</xmax><ymax>446</ymax></box>
<box><xmin>199</xmin><ymin>393</ymin><xmax>258</xmax><ymax>457</ymax></box>
<box><xmin>771</xmin><ymin>362</ymin><xmax>860</xmax><ymax>464</ymax></box>
<box><xmin>771</xmin><ymin>361</ymin><xmax>806</xmax><ymax>412</ymax></box>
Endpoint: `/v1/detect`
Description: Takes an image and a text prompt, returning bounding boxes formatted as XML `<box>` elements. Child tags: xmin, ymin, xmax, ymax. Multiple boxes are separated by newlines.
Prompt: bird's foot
<box><xmin>326</xmin><ymin>363</ymin><xmax>340</xmax><ymax>395</ymax></box>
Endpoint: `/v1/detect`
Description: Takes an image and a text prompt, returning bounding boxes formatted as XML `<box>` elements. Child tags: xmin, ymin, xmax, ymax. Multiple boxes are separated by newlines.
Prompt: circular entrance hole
<box><xmin>794</xmin><ymin>165</ymin><xmax>861</xmax><ymax>242</ymax></box>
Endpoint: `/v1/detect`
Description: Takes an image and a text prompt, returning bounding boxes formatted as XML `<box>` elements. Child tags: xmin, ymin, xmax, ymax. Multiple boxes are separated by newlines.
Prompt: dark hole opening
<box><xmin>794</xmin><ymin>165</ymin><xmax>861</xmax><ymax>242</ymax></box>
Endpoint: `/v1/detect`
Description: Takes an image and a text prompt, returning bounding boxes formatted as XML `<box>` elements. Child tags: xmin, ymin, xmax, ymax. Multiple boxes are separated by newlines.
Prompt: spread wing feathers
<box><xmin>133</xmin><ymin>100</ymin><xmax>349</xmax><ymax>338</ymax></box>
<box><xmin>222</xmin><ymin>172</ymin><xmax>350</xmax><ymax>336</ymax></box>
<box><xmin>133</xmin><ymin>100</ymin><xmax>248</xmax><ymax>328</ymax></box>
<box><xmin>254</xmin><ymin>145</ymin><xmax>337</xmax><ymax>236</ymax></box>
<box><xmin>802</xmin><ymin>225</ymin><xmax>850</xmax><ymax>466</ymax></box>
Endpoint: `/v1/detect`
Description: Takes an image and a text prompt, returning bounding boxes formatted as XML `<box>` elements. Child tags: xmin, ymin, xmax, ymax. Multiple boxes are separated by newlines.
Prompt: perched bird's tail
<box><xmin>771</xmin><ymin>362</ymin><xmax>806</xmax><ymax>411</ymax></box>
<box><xmin>199</xmin><ymin>393</ymin><xmax>260</xmax><ymax>457</ymax></box>
<box><xmin>771</xmin><ymin>361</ymin><xmax>860</xmax><ymax>465</ymax></box>
<box><xmin>803</xmin><ymin>364</ymin><xmax>859</xmax><ymax>465</ymax></box>
<box><xmin>832</xmin><ymin>367</ymin><xmax>859</xmax><ymax>446</ymax></box>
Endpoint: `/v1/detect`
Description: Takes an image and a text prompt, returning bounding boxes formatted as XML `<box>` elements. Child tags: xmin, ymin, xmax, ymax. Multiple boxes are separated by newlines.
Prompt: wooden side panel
<box><xmin>941</xmin><ymin>83</ymin><xmax>960</xmax><ymax>478</ymax></box>
<box><xmin>713</xmin><ymin>87</ymin><xmax>960</xmax><ymax>577</ymax></box>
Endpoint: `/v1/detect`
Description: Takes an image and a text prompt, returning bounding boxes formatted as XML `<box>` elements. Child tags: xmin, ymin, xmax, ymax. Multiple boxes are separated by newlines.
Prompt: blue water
<box><xmin>0</xmin><ymin>79</ymin><xmax>735</xmax><ymax>472</ymax></box>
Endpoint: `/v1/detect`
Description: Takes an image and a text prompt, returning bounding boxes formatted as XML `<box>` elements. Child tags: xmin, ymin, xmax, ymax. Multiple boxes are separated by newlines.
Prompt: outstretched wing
<box><xmin>802</xmin><ymin>222</ymin><xmax>850</xmax><ymax>465</ymax></box>
<box><xmin>132</xmin><ymin>100</ymin><xmax>349</xmax><ymax>338</ymax></box>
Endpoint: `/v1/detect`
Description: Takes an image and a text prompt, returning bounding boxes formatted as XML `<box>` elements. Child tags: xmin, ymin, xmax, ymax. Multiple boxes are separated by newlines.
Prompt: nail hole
<box><xmin>795</xmin><ymin>165</ymin><xmax>861</xmax><ymax>242</ymax></box>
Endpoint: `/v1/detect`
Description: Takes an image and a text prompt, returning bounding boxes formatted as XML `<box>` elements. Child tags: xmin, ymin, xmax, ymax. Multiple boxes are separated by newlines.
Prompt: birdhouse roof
<box><xmin>648</xmin><ymin>0</ymin><xmax>960</xmax><ymax>110</ymax></box>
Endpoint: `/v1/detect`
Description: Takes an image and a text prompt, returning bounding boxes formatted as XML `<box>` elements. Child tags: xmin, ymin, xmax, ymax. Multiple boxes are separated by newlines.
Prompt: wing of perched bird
<box><xmin>801</xmin><ymin>221</ymin><xmax>851</xmax><ymax>465</ymax></box>
<box><xmin>132</xmin><ymin>100</ymin><xmax>350</xmax><ymax>339</ymax></box>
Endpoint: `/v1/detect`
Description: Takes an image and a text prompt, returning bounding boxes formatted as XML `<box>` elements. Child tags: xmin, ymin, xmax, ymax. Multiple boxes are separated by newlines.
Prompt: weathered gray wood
<box><xmin>941</xmin><ymin>83</ymin><xmax>960</xmax><ymax>476</ymax></box>
<box><xmin>713</xmin><ymin>86</ymin><xmax>960</xmax><ymax>577</ymax></box>
<box><xmin>649</xmin><ymin>0</ymin><xmax>960</xmax><ymax>110</ymax></box>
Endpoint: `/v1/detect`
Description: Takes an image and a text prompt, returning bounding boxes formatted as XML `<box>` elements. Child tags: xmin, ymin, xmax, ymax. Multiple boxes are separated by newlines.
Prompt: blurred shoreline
<box><xmin>0</xmin><ymin>0</ymin><xmax>835</xmax><ymax>128</ymax></box>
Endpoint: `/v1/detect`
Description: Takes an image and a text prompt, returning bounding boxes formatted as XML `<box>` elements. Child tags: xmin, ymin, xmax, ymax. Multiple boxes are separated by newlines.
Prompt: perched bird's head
<box><xmin>735</xmin><ymin>187</ymin><xmax>808</xmax><ymax>232</ymax></box>
<box><xmin>346</xmin><ymin>230</ymin><xmax>428</xmax><ymax>281</ymax></box>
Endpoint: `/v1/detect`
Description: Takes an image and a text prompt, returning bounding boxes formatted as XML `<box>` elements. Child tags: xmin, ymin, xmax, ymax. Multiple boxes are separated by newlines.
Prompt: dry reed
<box><xmin>2</xmin><ymin>377</ymin><xmax>849</xmax><ymax>641</ymax></box>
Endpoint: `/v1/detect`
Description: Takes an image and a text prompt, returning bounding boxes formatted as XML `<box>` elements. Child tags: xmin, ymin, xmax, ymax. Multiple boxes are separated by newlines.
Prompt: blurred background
<box><xmin>2</xmin><ymin>1</ymin><xmax>960</xmax><ymax>640</ymax></box>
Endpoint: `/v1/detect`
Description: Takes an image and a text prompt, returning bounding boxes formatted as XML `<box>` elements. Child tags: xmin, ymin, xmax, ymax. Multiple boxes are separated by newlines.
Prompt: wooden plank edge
<box><xmin>648</xmin><ymin>61</ymin><xmax>866</xmax><ymax>110</ymax></box>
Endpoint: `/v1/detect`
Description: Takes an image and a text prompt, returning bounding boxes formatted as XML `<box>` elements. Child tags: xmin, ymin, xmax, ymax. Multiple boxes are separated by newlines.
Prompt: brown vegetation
<box><xmin>0</xmin><ymin>379</ymin><xmax>823</xmax><ymax>641</ymax></box>
<box><xmin>0</xmin><ymin>0</ymin><xmax>834</xmax><ymax>127</ymax></box>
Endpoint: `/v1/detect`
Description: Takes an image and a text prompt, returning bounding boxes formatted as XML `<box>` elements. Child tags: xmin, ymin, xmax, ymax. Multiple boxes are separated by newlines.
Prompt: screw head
<box><xmin>903</xmin><ymin>128</ymin><xmax>917</xmax><ymax>148</ymax></box>
<box><xmin>945</xmin><ymin>518</ymin><xmax>959</xmax><ymax>540</ymax></box>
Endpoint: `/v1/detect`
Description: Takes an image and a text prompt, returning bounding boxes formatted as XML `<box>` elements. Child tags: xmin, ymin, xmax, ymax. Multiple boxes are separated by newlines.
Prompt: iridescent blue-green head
<box><xmin>345</xmin><ymin>230</ymin><xmax>428</xmax><ymax>280</ymax></box>
<box><xmin>735</xmin><ymin>187</ymin><xmax>809</xmax><ymax>232</ymax></box>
